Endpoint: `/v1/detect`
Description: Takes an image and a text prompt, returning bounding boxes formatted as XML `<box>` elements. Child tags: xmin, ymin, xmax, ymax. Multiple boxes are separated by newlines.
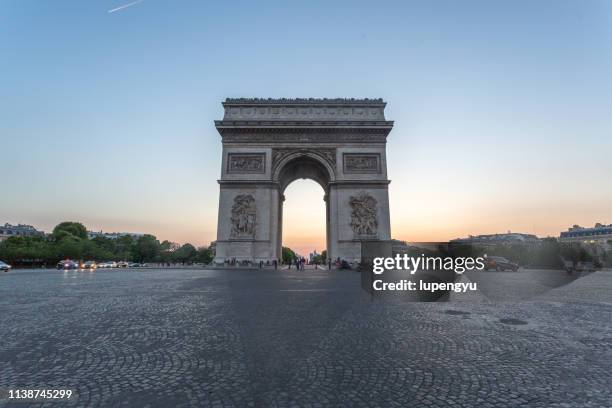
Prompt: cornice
<box><xmin>223</xmin><ymin>98</ymin><xmax>385</xmax><ymax>106</ymax></box>
<box><xmin>215</xmin><ymin>120</ymin><xmax>394</xmax><ymax>129</ymax></box>
<box><xmin>217</xmin><ymin>128</ymin><xmax>391</xmax><ymax>144</ymax></box>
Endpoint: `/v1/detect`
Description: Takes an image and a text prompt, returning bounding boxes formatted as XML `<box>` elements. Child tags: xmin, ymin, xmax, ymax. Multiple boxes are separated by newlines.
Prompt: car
<box><xmin>0</xmin><ymin>260</ymin><xmax>11</xmax><ymax>272</ymax></box>
<box><xmin>99</xmin><ymin>261</ymin><xmax>118</xmax><ymax>268</ymax></box>
<box><xmin>129</xmin><ymin>263</ymin><xmax>142</xmax><ymax>267</ymax></box>
<box><xmin>117</xmin><ymin>261</ymin><xmax>129</xmax><ymax>268</ymax></box>
<box><xmin>575</xmin><ymin>261</ymin><xmax>595</xmax><ymax>272</ymax></box>
<box><xmin>57</xmin><ymin>260</ymin><xmax>79</xmax><ymax>270</ymax></box>
<box><xmin>484</xmin><ymin>256</ymin><xmax>519</xmax><ymax>272</ymax></box>
<box><xmin>83</xmin><ymin>261</ymin><xmax>97</xmax><ymax>269</ymax></box>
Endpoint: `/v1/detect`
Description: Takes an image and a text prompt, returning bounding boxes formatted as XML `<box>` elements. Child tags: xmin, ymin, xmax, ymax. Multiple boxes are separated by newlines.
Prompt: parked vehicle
<box><xmin>0</xmin><ymin>260</ymin><xmax>11</xmax><ymax>272</ymax></box>
<box><xmin>101</xmin><ymin>261</ymin><xmax>117</xmax><ymax>268</ymax></box>
<box><xmin>575</xmin><ymin>261</ymin><xmax>595</xmax><ymax>272</ymax></box>
<box><xmin>484</xmin><ymin>256</ymin><xmax>519</xmax><ymax>272</ymax></box>
<box><xmin>117</xmin><ymin>261</ymin><xmax>129</xmax><ymax>268</ymax></box>
<box><xmin>57</xmin><ymin>260</ymin><xmax>79</xmax><ymax>270</ymax></box>
<box><xmin>98</xmin><ymin>261</ymin><xmax>117</xmax><ymax>268</ymax></box>
<box><xmin>83</xmin><ymin>261</ymin><xmax>97</xmax><ymax>269</ymax></box>
<box><xmin>129</xmin><ymin>263</ymin><xmax>142</xmax><ymax>267</ymax></box>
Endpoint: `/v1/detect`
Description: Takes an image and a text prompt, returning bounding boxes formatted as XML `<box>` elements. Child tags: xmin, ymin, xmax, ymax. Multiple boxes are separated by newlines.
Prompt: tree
<box><xmin>132</xmin><ymin>235</ymin><xmax>160</xmax><ymax>263</ymax></box>
<box><xmin>160</xmin><ymin>240</ymin><xmax>180</xmax><ymax>252</ymax></box>
<box><xmin>321</xmin><ymin>250</ymin><xmax>328</xmax><ymax>262</ymax></box>
<box><xmin>54</xmin><ymin>238</ymin><xmax>84</xmax><ymax>260</ymax></box>
<box><xmin>52</xmin><ymin>222</ymin><xmax>88</xmax><ymax>241</ymax></box>
<box><xmin>282</xmin><ymin>246</ymin><xmax>296</xmax><ymax>264</ymax></box>
<box><xmin>173</xmin><ymin>243</ymin><xmax>197</xmax><ymax>264</ymax></box>
<box><xmin>528</xmin><ymin>238</ymin><xmax>563</xmax><ymax>268</ymax></box>
<box><xmin>196</xmin><ymin>246</ymin><xmax>213</xmax><ymax>264</ymax></box>
<box><xmin>0</xmin><ymin>235</ymin><xmax>54</xmax><ymax>265</ymax></box>
<box><xmin>115</xmin><ymin>235</ymin><xmax>135</xmax><ymax>261</ymax></box>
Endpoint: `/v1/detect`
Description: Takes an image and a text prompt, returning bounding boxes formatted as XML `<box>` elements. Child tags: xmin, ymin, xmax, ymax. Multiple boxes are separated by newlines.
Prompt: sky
<box><xmin>1</xmin><ymin>0</ymin><xmax>611</xmax><ymax>255</ymax></box>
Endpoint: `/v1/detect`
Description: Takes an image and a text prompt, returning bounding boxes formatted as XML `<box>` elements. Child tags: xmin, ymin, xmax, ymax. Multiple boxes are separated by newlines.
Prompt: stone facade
<box><xmin>213</xmin><ymin>98</ymin><xmax>394</xmax><ymax>264</ymax></box>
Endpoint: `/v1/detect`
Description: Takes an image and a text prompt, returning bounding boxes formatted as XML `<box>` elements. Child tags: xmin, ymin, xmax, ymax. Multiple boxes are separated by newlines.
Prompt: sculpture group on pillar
<box><xmin>230</xmin><ymin>194</ymin><xmax>256</xmax><ymax>238</ymax></box>
<box><xmin>349</xmin><ymin>192</ymin><xmax>378</xmax><ymax>237</ymax></box>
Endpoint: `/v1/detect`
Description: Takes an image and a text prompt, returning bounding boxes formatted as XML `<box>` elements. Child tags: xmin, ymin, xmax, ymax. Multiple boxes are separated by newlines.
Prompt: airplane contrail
<box><xmin>108</xmin><ymin>0</ymin><xmax>145</xmax><ymax>13</ymax></box>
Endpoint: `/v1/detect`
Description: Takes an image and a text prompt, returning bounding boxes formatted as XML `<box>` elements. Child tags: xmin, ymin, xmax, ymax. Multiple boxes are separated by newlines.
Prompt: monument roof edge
<box><xmin>214</xmin><ymin>120</ymin><xmax>394</xmax><ymax>128</ymax></box>
<box><xmin>222</xmin><ymin>98</ymin><xmax>386</xmax><ymax>106</ymax></box>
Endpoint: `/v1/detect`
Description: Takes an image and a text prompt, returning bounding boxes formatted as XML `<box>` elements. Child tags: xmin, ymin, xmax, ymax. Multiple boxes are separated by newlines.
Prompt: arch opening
<box><xmin>281</xmin><ymin>179</ymin><xmax>326</xmax><ymax>264</ymax></box>
<box><xmin>276</xmin><ymin>155</ymin><xmax>333</xmax><ymax>194</ymax></box>
<box><xmin>275</xmin><ymin>154</ymin><xmax>333</xmax><ymax>266</ymax></box>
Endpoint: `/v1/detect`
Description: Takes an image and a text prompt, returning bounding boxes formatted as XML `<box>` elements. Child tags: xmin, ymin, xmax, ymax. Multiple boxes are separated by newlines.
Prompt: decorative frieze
<box><xmin>220</xmin><ymin>131</ymin><xmax>390</xmax><ymax>144</ymax></box>
<box><xmin>227</xmin><ymin>153</ymin><xmax>266</xmax><ymax>174</ymax></box>
<box><xmin>222</xmin><ymin>98</ymin><xmax>387</xmax><ymax>121</ymax></box>
<box><xmin>349</xmin><ymin>192</ymin><xmax>378</xmax><ymax>238</ymax></box>
<box><xmin>343</xmin><ymin>153</ymin><xmax>381</xmax><ymax>174</ymax></box>
<box><xmin>230</xmin><ymin>194</ymin><xmax>256</xmax><ymax>239</ymax></box>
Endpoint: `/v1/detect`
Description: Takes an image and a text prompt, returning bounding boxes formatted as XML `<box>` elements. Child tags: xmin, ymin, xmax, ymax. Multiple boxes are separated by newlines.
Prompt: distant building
<box><xmin>0</xmin><ymin>223</ymin><xmax>45</xmax><ymax>242</ymax></box>
<box><xmin>560</xmin><ymin>224</ymin><xmax>612</xmax><ymax>267</ymax></box>
<box><xmin>452</xmin><ymin>232</ymin><xmax>540</xmax><ymax>245</ymax></box>
<box><xmin>87</xmin><ymin>231</ymin><xmax>144</xmax><ymax>240</ymax></box>
<box><xmin>309</xmin><ymin>250</ymin><xmax>320</xmax><ymax>263</ymax></box>
<box><xmin>559</xmin><ymin>224</ymin><xmax>612</xmax><ymax>243</ymax></box>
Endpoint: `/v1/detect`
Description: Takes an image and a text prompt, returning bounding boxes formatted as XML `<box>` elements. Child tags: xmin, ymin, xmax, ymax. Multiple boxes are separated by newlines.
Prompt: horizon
<box><xmin>2</xmin><ymin>0</ymin><xmax>611</xmax><ymax>256</ymax></box>
<box><xmin>1</xmin><ymin>213</ymin><xmax>604</xmax><ymax>255</ymax></box>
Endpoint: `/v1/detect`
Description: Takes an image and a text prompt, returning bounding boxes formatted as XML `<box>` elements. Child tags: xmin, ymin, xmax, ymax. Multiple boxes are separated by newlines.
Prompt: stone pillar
<box><xmin>277</xmin><ymin>193</ymin><xmax>284</xmax><ymax>263</ymax></box>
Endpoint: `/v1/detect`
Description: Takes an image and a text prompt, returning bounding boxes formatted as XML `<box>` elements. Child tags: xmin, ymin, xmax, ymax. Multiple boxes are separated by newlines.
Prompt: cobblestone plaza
<box><xmin>1</xmin><ymin>268</ymin><xmax>610</xmax><ymax>407</ymax></box>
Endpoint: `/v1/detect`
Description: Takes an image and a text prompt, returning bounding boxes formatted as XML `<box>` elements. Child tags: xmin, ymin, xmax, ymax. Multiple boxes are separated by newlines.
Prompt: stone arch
<box><xmin>213</xmin><ymin>98</ymin><xmax>393</xmax><ymax>265</ymax></box>
<box><xmin>272</xmin><ymin>150</ymin><xmax>336</xmax><ymax>193</ymax></box>
<box><xmin>272</xmin><ymin>151</ymin><xmax>335</xmax><ymax>262</ymax></box>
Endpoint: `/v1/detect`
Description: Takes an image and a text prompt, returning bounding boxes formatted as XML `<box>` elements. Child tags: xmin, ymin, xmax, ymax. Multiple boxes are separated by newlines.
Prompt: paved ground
<box><xmin>0</xmin><ymin>268</ymin><xmax>610</xmax><ymax>407</ymax></box>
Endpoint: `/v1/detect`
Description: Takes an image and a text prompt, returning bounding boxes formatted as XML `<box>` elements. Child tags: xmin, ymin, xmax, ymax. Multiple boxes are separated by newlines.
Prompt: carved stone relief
<box><xmin>227</xmin><ymin>153</ymin><xmax>265</xmax><ymax>173</ymax></box>
<box><xmin>343</xmin><ymin>153</ymin><xmax>381</xmax><ymax>173</ymax></box>
<box><xmin>349</xmin><ymin>192</ymin><xmax>378</xmax><ymax>237</ymax></box>
<box><xmin>230</xmin><ymin>194</ymin><xmax>256</xmax><ymax>238</ymax></box>
<box><xmin>221</xmin><ymin>132</ymin><xmax>389</xmax><ymax>144</ymax></box>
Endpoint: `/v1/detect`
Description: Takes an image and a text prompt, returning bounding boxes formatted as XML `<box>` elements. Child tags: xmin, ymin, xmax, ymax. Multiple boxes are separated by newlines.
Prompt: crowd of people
<box><xmin>221</xmin><ymin>257</ymin><xmax>334</xmax><ymax>270</ymax></box>
<box><xmin>286</xmin><ymin>257</ymin><xmax>309</xmax><ymax>270</ymax></box>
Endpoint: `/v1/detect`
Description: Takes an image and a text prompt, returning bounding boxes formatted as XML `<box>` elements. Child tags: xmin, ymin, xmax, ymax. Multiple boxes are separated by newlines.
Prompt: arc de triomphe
<box><xmin>213</xmin><ymin>98</ymin><xmax>394</xmax><ymax>264</ymax></box>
